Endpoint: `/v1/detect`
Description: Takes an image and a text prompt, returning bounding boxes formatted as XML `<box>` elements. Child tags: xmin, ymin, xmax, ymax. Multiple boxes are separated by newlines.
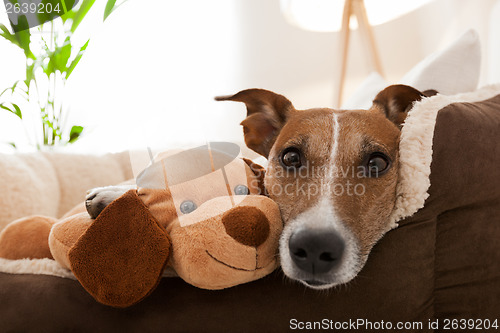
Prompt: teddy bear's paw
<box><xmin>85</xmin><ymin>185</ymin><xmax>136</xmax><ymax>219</ymax></box>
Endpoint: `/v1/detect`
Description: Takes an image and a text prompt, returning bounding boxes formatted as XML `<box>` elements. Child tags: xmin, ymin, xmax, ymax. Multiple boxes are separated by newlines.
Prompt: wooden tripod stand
<box><xmin>334</xmin><ymin>0</ymin><xmax>384</xmax><ymax>107</ymax></box>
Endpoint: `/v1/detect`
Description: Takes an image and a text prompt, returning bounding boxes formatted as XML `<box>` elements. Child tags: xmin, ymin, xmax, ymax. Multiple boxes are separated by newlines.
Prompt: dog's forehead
<box><xmin>335</xmin><ymin>109</ymin><xmax>400</xmax><ymax>153</ymax></box>
<box><xmin>273</xmin><ymin>109</ymin><xmax>334</xmax><ymax>151</ymax></box>
<box><xmin>274</xmin><ymin>108</ymin><xmax>399</xmax><ymax>155</ymax></box>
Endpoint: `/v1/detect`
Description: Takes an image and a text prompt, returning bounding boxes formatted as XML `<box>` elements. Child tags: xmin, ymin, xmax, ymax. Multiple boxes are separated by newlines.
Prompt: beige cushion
<box><xmin>343</xmin><ymin>29</ymin><xmax>481</xmax><ymax>109</ymax></box>
<box><xmin>0</xmin><ymin>152</ymin><xmax>133</xmax><ymax>231</ymax></box>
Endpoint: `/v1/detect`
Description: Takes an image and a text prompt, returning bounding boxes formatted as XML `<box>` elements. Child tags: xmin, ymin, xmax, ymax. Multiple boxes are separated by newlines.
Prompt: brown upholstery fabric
<box><xmin>423</xmin><ymin>94</ymin><xmax>500</xmax><ymax>321</ymax></box>
<box><xmin>0</xmin><ymin>95</ymin><xmax>499</xmax><ymax>331</ymax></box>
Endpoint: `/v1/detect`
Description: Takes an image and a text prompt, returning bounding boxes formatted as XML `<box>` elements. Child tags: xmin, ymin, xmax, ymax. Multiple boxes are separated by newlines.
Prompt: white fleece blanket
<box><xmin>389</xmin><ymin>83</ymin><xmax>500</xmax><ymax>227</ymax></box>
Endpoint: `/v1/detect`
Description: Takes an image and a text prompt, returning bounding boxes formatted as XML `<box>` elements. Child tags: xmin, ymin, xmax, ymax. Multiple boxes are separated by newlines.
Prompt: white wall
<box><xmin>234</xmin><ymin>0</ymin><xmax>499</xmax><ymax>109</ymax></box>
<box><xmin>0</xmin><ymin>0</ymin><xmax>498</xmax><ymax>154</ymax></box>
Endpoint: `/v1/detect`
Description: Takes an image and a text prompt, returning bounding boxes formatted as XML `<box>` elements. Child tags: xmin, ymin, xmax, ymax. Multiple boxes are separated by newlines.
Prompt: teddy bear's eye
<box><xmin>180</xmin><ymin>200</ymin><xmax>197</xmax><ymax>214</ymax></box>
<box><xmin>234</xmin><ymin>184</ymin><xmax>249</xmax><ymax>195</ymax></box>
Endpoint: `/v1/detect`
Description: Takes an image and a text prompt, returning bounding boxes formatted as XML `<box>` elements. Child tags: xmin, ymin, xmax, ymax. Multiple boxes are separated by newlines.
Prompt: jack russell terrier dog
<box><xmin>86</xmin><ymin>84</ymin><xmax>436</xmax><ymax>290</ymax></box>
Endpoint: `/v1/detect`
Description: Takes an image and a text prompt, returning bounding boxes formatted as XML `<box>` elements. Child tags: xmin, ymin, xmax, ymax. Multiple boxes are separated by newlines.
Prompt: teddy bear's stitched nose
<box><xmin>222</xmin><ymin>206</ymin><xmax>270</xmax><ymax>247</ymax></box>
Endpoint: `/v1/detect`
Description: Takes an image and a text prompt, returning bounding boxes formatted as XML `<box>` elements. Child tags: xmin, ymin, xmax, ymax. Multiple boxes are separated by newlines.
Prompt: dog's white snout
<box><xmin>279</xmin><ymin>198</ymin><xmax>363</xmax><ymax>288</ymax></box>
<box><xmin>288</xmin><ymin>228</ymin><xmax>345</xmax><ymax>275</ymax></box>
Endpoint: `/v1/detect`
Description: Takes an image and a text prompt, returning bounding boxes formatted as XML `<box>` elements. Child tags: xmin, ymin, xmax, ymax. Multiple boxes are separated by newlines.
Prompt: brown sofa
<box><xmin>0</xmin><ymin>86</ymin><xmax>499</xmax><ymax>332</ymax></box>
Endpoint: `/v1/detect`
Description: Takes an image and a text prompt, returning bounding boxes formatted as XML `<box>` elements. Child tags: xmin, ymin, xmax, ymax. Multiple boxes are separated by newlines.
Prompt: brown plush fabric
<box><xmin>134</xmin><ymin>154</ymin><xmax>283</xmax><ymax>291</ymax></box>
<box><xmin>49</xmin><ymin>213</ymin><xmax>95</xmax><ymax>269</ymax></box>
<box><xmin>60</xmin><ymin>203</ymin><xmax>88</xmax><ymax>219</ymax></box>
<box><xmin>242</xmin><ymin>157</ymin><xmax>267</xmax><ymax>195</ymax></box>
<box><xmin>167</xmin><ymin>196</ymin><xmax>282</xmax><ymax>290</ymax></box>
<box><xmin>0</xmin><ymin>95</ymin><xmax>499</xmax><ymax>331</ymax></box>
<box><xmin>0</xmin><ymin>216</ymin><xmax>57</xmax><ymax>259</ymax></box>
<box><xmin>222</xmin><ymin>206</ymin><xmax>270</xmax><ymax>247</ymax></box>
<box><xmin>68</xmin><ymin>190</ymin><xmax>171</xmax><ymax>308</ymax></box>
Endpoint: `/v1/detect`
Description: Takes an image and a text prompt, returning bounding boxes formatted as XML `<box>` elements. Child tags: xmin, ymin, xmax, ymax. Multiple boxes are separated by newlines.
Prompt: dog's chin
<box><xmin>301</xmin><ymin>280</ymin><xmax>336</xmax><ymax>290</ymax></box>
<box><xmin>284</xmin><ymin>266</ymin><xmax>362</xmax><ymax>290</ymax></box>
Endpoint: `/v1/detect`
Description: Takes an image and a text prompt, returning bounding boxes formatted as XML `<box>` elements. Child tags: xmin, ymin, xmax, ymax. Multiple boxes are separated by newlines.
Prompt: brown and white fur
<box><xmin>213</xmin><ymin>84</ymin><xmax>436</xmax><ymax>289</ymax></box>
<box><xmin>86</xmin><ymin>84</ymin><xmax>436</xmax><ymax>289</ymax></box>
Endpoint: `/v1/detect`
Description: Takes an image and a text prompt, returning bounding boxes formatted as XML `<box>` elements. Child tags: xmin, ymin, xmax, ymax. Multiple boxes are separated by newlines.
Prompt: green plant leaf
<box><xmin>60</xmin><ymin>0</ymin><xmax>78</xmax><ymax>22</ymax></box>
<box><xmin>0</xmin><ymin>81</ymin><xmax>19</xmax><ymax>98</ymax></box>
<box><xmin>0</xmin><ymin>22</ymin><xmax>34</xmax><ymax>59</ymax></box>
<box><xmin>14</xmin><ymin>20</ymin><xmax>35</xmax><ymax>60</ymax></box>
<box><xmin>66</xmin><ymin>39</ymin><xmax>89</xmax><ymax>79</ymax></box>
<box><xmin>69</xmin><ymin>125</ymin><xmax>84</xmax><ymax>143</ymax></box>
<box><xmin>103</xmin><ymin>0</ymin><xmax>117</xmax><ymax>21</ymax></box>
<box><xmin>0</xmin><ymin>104</ymin><xmax>12</xmax><ymax>112</ymax></box>
<box><xmin>25</xmin><ymin>62</ymin><xmax>36</xmax><ymax>86</ymax></box>
<box><xmin>0</xmin><ymin>87</ymin><xmax>10</xmax><ymax>98</ymax></box>
<box><xmin>46</xmin><ymin>39</ymin><xmax>73</xmax><ymax>74</ymax></box>
<box><xmin>0</xmin><ymin>103</ymin><xmax>22</xmax><ymax>119</ymax></box>
<box><xmin>11</xmin><ymin>103</ymin><xmax>22</xmax><ymax>119</ymax></box>
<box><xmin>0</xmin><ymin>24</ymin><xmax>17</xmax><ymax>45</ymax></box>
<box><xmin>7</xmin><ymin>142</ymin><xmax>17</xmax><ymax>149</ymax></box>
<box><xmin>11</xmin><ymin>80</ymin><xmax>19</xmax><ymax>93</ymax></box>
<box><xmin>104</xmin><ymin>0</ymin><xmax>129</xmax><ymax>22</ymax></box>
<box><xmin>60</xmin><ymin>0</ymin><xmax>68</xmax><ymax>13</ymax></box>
<box><xmin>61</xmin><ymin>10</ymin><xmax>75</xmax><ymax>23</ymax></box>
<box><xmin>59</xmin><ymin>37</ymin><xmax>73</xmax><ymax>65</ymax></box>
<box><xmin>71</xmin><ymin>0</ymin><xmax>97</xmax><ymax>33</ymax></box>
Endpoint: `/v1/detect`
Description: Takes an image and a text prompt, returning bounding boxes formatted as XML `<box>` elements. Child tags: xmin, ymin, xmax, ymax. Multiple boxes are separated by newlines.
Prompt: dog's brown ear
<box><xmin>215</xmin><ymin>89</ymin><xmax>294</xmax><ymax>157</ymax></box>
<box><xmin>68</xmin><ymin>190</ymin><xmax>171</xmax><ymax>308</ymax></box>
<box><xmin>372</xmin><ymin>84</ymin><xmax>436</xmax><ymax>128</ymax></box>
<box><xmin>422</xmin><ymin>89</ymin><xmax>438</xmax><ymax>97</ymax></box>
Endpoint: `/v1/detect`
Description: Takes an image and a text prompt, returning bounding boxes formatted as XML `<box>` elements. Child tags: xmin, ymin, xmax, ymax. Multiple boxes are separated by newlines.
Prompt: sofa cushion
<box><xmin>0</xmin><ymin>153</ymin><xmax>60</xmax><ymax>229</ymax></box>
<box><xmin>0</xmin><ymin>152</ymin><xmax>134</xmax><ymax>231</ymax></box>
<box><xmin>429</xmin><ymin>95</ymin><xmax>500</xmax><ymax>320</ymax></box>
<box><xmin>343</xmin><ymin>29</ymin><xmax>481</xmax><ymax>110</ymax></box>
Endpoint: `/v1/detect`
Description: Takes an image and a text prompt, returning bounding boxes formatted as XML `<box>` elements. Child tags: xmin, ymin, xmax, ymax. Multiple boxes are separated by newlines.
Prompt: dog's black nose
<box><xmin>288</xmin><ymin>229</ymin><xmax>344</xmax><ymax>274</ymax></box>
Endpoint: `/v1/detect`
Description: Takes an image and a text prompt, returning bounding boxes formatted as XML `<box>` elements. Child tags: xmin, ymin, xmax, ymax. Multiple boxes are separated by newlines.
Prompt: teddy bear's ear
<box><xmin>242</xmin><ymin>158</ymin><xmax>267</xmax><ymax>195</ymax></box>
<box><xmin>68</xmin><ymin>190</ymin><xmax>171</xmax><ymax>308</ymax></box>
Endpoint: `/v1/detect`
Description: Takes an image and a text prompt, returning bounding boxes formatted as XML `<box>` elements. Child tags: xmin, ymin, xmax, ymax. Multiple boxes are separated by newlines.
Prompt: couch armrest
<box><xmin>0</xmin><ymin>151</ymin><xmax>134</xmax><ymax>231</ymax></box>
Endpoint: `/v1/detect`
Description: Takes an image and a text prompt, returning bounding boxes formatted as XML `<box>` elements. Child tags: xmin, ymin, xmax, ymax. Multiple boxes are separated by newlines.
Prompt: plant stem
<box><xmin>33</xmin><ymin>76</ymin><xmax>42</xmax><ymax>147</ymax></box>
<box><xmin>52</xmin><ymin>72</ymin><xmax>57</xmax><ymax>145</ymax></box>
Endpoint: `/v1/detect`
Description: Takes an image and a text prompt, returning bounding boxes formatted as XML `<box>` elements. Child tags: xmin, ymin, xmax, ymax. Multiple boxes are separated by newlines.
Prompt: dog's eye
<box><xmin>280</xmin><ymin>147</ymin><xmax>302</xmax><ymax>169</ymax></box>
<box><xmin>234</xmin><ymin>184</ymin><xmax>249</xmax><ymax>195</ymax></box>
<box><xmin>180</xmin><ymin>200</ymin><xmax>197</xmax><ymax>214</ymax></box>
<box><xmin>364</xmin><ymin>153</ymin><xmax>390</xmax><ymax>177</ymax></box>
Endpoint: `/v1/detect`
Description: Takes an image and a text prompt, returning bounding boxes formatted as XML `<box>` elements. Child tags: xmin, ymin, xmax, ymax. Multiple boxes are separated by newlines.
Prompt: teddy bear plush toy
<box><xmin>0</xmin><ymin>143</ymin><xmax>283</xmax><ymax>308</ymax></box>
